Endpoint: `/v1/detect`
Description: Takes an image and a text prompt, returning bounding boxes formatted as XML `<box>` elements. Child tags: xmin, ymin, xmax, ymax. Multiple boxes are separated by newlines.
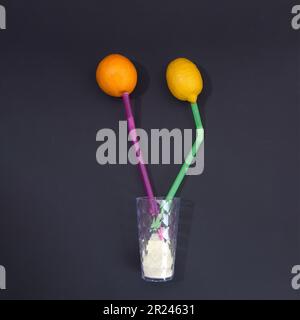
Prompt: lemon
<box><xmin>166</xmin><ymin>58</ymin><xmax>203</xmax><ymax>103</ymax></box>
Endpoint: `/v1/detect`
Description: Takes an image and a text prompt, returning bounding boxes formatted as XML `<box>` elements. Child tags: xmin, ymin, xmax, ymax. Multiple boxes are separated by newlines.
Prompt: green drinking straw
<box><xmin>166</xmin><ymin>102</ymin><xmax>203</xmax><ymax>201</ymax></box>
<box><xmin>151</xmin><ymin>102</ymin><xmax>204</xmax><ymax>231</ymax></box>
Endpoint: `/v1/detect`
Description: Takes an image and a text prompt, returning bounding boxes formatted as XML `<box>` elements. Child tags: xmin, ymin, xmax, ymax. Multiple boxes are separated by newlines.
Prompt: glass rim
<box><xmin>136</xmin><ymin>196</ymin><xmax>181</xmax><ymax>201</ymax></box>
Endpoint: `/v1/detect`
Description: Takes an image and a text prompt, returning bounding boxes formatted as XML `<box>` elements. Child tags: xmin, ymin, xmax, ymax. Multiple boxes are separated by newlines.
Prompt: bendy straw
<box><xmin>96</xmin><ymin>54</ymin><xmax>156</xmax><ymax>202</ymax></box>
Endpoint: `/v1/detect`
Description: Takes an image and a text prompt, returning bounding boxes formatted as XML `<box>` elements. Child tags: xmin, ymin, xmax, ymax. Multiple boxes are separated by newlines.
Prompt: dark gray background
<box><xmin>0</xmin><ymin>0</ymin><xmax>299</xmax><ymax>299</ymax></box>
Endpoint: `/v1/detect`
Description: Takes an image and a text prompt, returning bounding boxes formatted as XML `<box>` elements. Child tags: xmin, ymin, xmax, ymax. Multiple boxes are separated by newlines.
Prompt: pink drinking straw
<box><xmin>122</xmin><ymin>93</ymin><xmax>157</xmax><ymax>213</ymax></box>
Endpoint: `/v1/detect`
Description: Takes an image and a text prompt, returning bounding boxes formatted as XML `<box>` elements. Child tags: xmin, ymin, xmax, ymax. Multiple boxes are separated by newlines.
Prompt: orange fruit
<box><xmin>96</xmin><ymin>54</ymin><xmax>137</xmax><ymax>97</ymax></box>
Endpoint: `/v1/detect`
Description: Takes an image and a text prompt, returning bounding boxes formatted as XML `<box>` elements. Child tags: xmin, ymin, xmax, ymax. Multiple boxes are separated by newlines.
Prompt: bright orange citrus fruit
<box><xmin>96</xmin><ymin>54</ymin><xmax>137</xmax><ymax>97</ymax></box>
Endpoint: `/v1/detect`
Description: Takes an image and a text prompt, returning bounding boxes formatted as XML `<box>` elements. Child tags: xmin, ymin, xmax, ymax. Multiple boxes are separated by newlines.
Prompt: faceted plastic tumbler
<box><xmin>136</xmin><ymin>197</ymin><xmax>180</xmax><ymax>282</ymax></box>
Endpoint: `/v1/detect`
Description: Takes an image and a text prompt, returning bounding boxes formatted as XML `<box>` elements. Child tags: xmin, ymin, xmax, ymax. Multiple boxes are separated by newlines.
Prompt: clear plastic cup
<box><xmin>136</xmin><ymin>197</ymin><xmax>181</xmax><ymax>282</ymax></box>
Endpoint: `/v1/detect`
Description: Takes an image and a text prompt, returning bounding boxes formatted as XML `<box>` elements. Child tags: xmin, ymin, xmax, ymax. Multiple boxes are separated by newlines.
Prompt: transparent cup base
<box><xmin>142</xmin><ymin>275</ymin><xmax>174</xmax><ymax>282</ymax></box>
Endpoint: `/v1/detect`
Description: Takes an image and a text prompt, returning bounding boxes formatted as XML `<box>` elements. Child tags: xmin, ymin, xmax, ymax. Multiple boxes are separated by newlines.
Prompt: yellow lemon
<box><xmin>166</xmin><ymin>58</ymin><xmax>203</xmax><ymax>103</ymax></box>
